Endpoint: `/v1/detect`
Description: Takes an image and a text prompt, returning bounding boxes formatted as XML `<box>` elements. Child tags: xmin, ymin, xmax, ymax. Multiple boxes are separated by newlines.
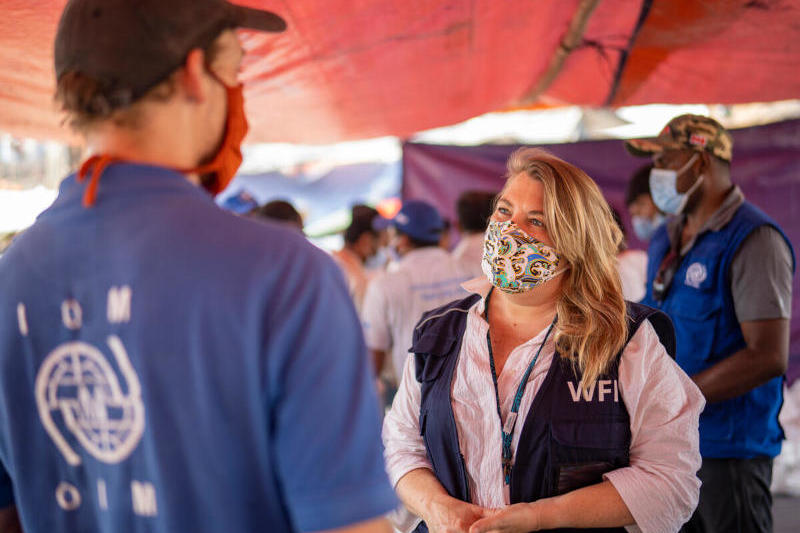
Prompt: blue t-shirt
<box><xmin>0</xmin><ymin>164</ymin><xmax>396</xmax><ymax>532</ymax></box>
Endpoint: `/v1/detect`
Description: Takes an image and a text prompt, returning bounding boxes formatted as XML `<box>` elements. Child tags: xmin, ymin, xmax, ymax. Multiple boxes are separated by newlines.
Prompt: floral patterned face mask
<box><xmin>481</xmin><ymin>220</ymin><xmax>562</xmax><ymax>293</ymax></box>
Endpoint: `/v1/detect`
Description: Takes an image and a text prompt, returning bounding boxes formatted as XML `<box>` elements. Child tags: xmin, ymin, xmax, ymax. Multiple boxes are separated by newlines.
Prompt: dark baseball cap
<box><xmin>55</xmin><ymin>0</ymin><xmax>286</xmax><ymax>105</ymax></box>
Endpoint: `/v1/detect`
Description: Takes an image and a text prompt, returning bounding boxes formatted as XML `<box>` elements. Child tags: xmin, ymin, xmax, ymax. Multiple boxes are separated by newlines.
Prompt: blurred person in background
<box><xmin>452</xmin><ymin>190</ymin><xmax>496</xmax><ymax>279</ymax></box>
<box><xmin>248</xmin><ymin>198</ymin><xmax>303</xmax><ymax>232</ymax></box>
<box><xmin>362</xmin><ymin>200</ymin><xmax>471</xmax><ymax>405</ymax></box>
<box><xmin>611</xmin><ymin>206</ymin><xmax>648</xmax><ymax>302</ymax></box>
<box><xmin>625</xmin><ymin>163</ymin><xmax>665</xmax><ymax>243</ymax></box>
<box><xmin>0</xmin><ymin>1</ymin><xmax>396</xmax><ymax>532</ymax></box>
<box><xmin>628</xmin><ymin>114</ymin><xmax>794</xmax><ymax>533</ymax></box>
<box><xmin>438</xmin><ymin>219</ymin><xmax>453</xmax><ymax>251</ymax></box>
<box><xmin>366</xmin><ymin>210</ymin><xmax>404</xmax><ymax>273</ymax></box>
<box><xmin>219</xmin><ymin>188</ymin><xmax>258</xmax><ymax>214</ymax></box>
<box><xmin>333</xmin><ymin>205</ymin><xmax>381</xmax><ymax>315</ymax></box>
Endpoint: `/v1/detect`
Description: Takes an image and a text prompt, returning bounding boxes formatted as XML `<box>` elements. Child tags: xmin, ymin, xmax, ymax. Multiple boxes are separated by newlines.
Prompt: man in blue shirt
<box><xmin>0</xmin><ymin>1</ymin><xmax>396</xmax><ymax>532</ymax></box>
<box><xmin>627</xmin><ymin>115</ymin><xmax>794</xmax><ymax>533</ymax></box>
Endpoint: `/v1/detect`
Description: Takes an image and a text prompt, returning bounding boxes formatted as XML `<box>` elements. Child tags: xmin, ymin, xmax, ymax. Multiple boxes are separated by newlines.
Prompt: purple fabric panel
<box><xmin>402</xmin><ymin>118</ymin><xmax>800</xmax><ymax>383</ymax></box>
<box><xmin>728</xmin><ymin>120</ymin><xmax>800</xmax><ymax>383</ymax></box>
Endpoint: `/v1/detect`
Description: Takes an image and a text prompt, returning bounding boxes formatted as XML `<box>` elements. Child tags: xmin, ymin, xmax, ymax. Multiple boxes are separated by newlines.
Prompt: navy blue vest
<box><xmin>642</xmin><ymin>201</ymin><xmax>795</xmax><ymax>458</ymax></box>
<box><xmin>412</xmin><ymin>295</ymin><xmax>675</xmax><ymax>533</ymax></box>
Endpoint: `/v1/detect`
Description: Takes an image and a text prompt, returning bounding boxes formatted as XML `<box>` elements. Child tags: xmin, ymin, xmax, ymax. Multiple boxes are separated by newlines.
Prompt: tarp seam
<box><xmin>604</xmin><ymin>0</ymin><xmax>654</xmax><ymax>106</ymax></box>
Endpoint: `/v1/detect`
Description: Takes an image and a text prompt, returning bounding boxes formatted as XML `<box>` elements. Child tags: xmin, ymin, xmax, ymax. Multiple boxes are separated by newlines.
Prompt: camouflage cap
<box><xmin>625</xmin><ymin>114</ymin><xmax>733</xmax><ymax>162</ymax></box>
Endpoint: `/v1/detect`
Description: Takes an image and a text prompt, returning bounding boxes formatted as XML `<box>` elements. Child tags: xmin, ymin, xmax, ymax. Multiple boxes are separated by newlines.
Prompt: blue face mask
<box><xmin>649</xmin><ymin>154</ymin><xmax>702</xmax><ymax>215</ymax></box>
<box><xmin>632</xmin><ymin>213</ymin><xmax>666</xmax><ymax>241</ymax></box>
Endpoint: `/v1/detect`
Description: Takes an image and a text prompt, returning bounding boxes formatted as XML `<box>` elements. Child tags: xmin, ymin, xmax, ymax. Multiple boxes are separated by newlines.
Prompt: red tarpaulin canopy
<box><xmin>1</xmin><ymin>0</ymin><xmax>799</xmax><ymax>143</ymax></box>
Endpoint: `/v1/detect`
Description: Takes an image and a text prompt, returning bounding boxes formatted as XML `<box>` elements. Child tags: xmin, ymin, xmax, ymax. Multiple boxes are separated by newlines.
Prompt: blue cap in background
<box><xmin>220</xmin><ymin>190</ymin><xmax>259</xmax><ymax>214</ymax></box>
<box><xmin>388</xmin><ymin>199</ymin><xmax>444</xmax><ymax>244</ymax></box>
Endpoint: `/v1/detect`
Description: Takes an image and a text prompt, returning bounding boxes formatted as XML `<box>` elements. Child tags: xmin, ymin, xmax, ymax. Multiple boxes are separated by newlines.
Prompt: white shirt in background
<box><xmin>451</xmin><ymin>232</ymin><xmax>486</xmax><ymax>279</ymax></box>
<box><xmin>617</xmin><ymin>249</ymin><xmax>648</xmax><ymax>302</ymax></box>
<box><xmin>362</xmin><ymin>247</ymin><xmax>471</xmax><ymax>386</ymax></box>
<box><xmin>383</xmin><ymin>278</ymin><xmax>704</xmax><ymax>533</ymax></box>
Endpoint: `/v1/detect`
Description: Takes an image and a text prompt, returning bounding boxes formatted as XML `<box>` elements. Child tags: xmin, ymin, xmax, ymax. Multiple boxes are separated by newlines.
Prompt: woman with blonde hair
<box><xmin>383</xmin><ymin>148</ymin><xmax>704</xmax><ymax>533</ymax></box>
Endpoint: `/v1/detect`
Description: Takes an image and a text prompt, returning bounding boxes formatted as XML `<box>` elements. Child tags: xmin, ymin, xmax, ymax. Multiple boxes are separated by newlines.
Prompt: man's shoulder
<box><xmin>732</xmin><ymin>224</ymin><xmax>795</xmax><ymax>273</ymax></box>
<box><xmin>737</xmin><ymin>200</ymin><xmax>774</xmax><ymax>221</ymax></box>
<box><xmin>197</xmin><ymin>206</ymin><xmax>332</xmax><ymax>267</ymax></box>
<box><xmin>721</xmin><ymin>202</ymin><xmax>793</xmax><ymax>258</ymax></box>
<box><xmin>724</xmin><ymin>201</ymin><xmax>785</xmax><ymax>235</ymax></box>
<box><xmin>8</xmin><ymin>195</ymin><xmax>333</xmax><ymax>298</ymax></box>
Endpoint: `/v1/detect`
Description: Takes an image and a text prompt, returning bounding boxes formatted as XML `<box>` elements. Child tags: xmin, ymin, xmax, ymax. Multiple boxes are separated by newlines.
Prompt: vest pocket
<box><xmin>550</xmin><ymin>420</ymin><xmax>630</xmax><ymax>495</ymax></box>
<box><xmin>412</xmin><ymin>332</ymin><xmax>457</xmax><ymax>382</ymax></box>
<box><xmin>555</xmin><ymin>461</ymin><xmax>614</xmax><ymax>495</ymax></box>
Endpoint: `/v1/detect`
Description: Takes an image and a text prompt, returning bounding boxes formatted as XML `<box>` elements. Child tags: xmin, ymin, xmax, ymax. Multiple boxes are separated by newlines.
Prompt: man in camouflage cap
<box><xmin>626</xmin><ymin>115</ymin><xmax>794</xmax><ymax>532</ymax></box>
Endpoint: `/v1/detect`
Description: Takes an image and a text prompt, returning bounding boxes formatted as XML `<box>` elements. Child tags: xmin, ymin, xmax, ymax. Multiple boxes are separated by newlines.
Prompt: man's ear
<box><xmin>179</xmin><ymin>49</ymin><xmax>208</xmax><ymax>102</ymax></box>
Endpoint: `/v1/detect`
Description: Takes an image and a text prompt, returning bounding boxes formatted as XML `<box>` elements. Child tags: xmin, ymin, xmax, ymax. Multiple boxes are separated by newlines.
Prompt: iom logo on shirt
<box><xmin>19</xmin><ymin>287</ymin><xmax>158</xmax><ymax>517</ymax></box>
<box><xmin>684</xmin><ymin>262</ymin><xmax>708</xmax><ymax>289</ymax></box>
<box><xmin>32</xmin><ymin>289</ymin><xmax>145</xmax><ymax>467</ymax></box>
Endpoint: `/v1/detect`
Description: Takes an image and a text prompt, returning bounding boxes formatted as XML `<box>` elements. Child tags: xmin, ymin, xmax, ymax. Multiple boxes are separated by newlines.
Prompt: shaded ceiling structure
<box><xmin>1</xmin><ymin>0</ymin><xmax>799</xmax><ymax>144</ymax></box>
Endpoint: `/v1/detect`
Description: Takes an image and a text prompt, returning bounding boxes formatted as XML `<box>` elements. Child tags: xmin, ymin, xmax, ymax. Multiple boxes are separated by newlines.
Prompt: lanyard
<box><xmin>484</xmin><ymin>288</ymin><xmax>555</xmax><ymax>485</ymax></box>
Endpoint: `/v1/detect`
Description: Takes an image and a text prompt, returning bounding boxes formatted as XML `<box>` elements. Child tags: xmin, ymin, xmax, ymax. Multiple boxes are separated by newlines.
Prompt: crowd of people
<box><xmin>0</xmin><ymin>1</ymin><xmax>794</xmax><ymax>533</ymax></box>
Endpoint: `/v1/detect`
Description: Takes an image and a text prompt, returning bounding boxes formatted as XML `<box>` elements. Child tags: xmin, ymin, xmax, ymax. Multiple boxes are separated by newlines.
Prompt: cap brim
<box><xmin>624</xmin><ymin>138</ymin><xmax>666</xmax><ymax>158</ymax></box>
<box><xmin>229</xmin><ymin>4</ymin><xmax>287</xmax><ymax>33</ymax></box>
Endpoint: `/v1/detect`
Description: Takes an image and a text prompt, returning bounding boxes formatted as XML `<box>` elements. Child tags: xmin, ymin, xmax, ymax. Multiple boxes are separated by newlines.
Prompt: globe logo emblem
<box><xmin>35</xmin><ymin>335</ymin><xmax>145</xmax><ymax>466</ymax></box>
<box><xmin>685</xmin><ymin>262</ymin><xmax>708</xmax><ymax>289</ymax></box>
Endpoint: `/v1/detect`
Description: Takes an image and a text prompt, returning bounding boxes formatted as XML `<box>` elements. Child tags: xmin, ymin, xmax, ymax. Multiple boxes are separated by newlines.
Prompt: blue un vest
<box><xmin>412</xmin><ymin>295</ymin><xmax>675</xmax><ymax>533</ymax></box>
<box><xmin>642</xmin><ymin>201</ymin><xmax>795</xmax><ymax>458</ymax></box>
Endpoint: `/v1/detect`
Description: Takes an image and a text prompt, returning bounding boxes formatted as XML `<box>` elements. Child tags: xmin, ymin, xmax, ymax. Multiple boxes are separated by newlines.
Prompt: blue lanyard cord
<box><xmin>484</xmin><ymin>289</ymin><xmax>556</xmax><ymax>485</ymax></box>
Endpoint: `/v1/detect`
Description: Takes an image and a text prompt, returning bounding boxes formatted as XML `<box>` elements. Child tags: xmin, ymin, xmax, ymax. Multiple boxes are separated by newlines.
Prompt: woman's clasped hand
<box><xmin>422</xmin><ymin>494</ymin><xmax>541</xmax><ymax>533</ymax></box>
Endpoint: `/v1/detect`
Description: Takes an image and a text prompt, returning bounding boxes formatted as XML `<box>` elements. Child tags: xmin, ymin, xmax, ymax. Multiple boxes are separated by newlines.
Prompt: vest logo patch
<box><xmin>35</xmin><ymin>335</ymin><xmax>145</xmax><ymax>466</ymax></box>
<box><xmin>685</xmin><ymin>262</ymin><xmax>707</xmax><ymax>289</ymax></box>
<box><xmin>567</xmin><ymin>380</ymin><xmax>619</xmax><ymax>403</ymax></box>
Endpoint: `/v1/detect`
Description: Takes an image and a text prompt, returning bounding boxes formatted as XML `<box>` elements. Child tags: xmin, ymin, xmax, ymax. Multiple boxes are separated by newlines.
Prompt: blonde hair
<box><xmin>505</xmin><ymin>148</ymin><xmax>627</xmax><ymax>387</ymax></box>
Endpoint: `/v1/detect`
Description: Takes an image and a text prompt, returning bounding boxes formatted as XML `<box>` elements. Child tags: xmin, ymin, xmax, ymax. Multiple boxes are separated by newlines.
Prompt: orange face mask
<box><xmin>78</xmin><ymin>78</ymin><xmax>248</xmax><ymax>206</ymax></box>
<box><xmin>183</xmin><ymin>82</ymin><xmax>249</xmax><ymax>196</ymax></box>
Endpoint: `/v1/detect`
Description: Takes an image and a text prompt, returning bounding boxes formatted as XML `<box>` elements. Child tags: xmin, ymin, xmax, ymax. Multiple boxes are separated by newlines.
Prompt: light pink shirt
<box><xmin>383</xmin><ymin>279</ymin><xmax>704</xmax><ymax>533</ymax></box>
